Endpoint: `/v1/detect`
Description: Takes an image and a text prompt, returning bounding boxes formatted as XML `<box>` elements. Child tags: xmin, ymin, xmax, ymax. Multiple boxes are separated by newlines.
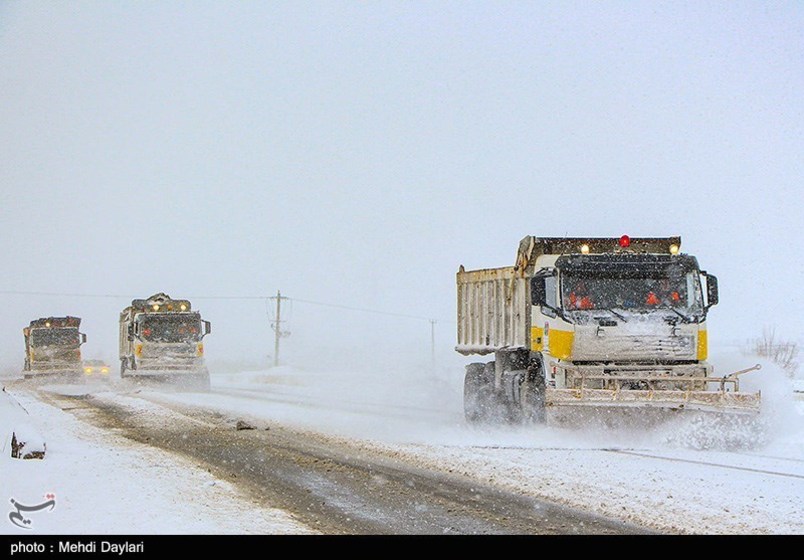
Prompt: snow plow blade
<box><xmin>546</xmin><ymin>388</ymin><xmax>760</xmax><ymax>415</ymax></box>
<box><xmin>121</xmin><ymin>369</ymin><xmax>210</xmax><ymax>391</ymax></box>
<box><xmin>22</xmin><ymin>369</ymin><xmax>83</xmax><ymax>382</ymax></box>
<box><xmin>546</xmin><ymin>364</ymin><xmax>762</xmax><ymax>416</ymax></box>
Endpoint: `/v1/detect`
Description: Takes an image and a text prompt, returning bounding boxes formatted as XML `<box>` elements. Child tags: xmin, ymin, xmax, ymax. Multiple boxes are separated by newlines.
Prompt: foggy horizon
<box><xmin>1</xmin><ymin>3</ymin><xmax>802</xmax><ymax>373</ymax></box>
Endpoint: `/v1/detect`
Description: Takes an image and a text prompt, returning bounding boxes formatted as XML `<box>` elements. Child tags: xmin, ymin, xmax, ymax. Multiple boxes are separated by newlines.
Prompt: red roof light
<box><xmin>619</xmin><ymin>235</ymin><xmax>631</xmax><ymax>248</ymax></box>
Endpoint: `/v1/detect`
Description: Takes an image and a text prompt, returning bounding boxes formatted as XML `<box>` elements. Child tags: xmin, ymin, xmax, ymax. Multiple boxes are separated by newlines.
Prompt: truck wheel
<box><xmin>464</xmin><ymin>362</ymin><xmax>495</xmax><ymax>424</ymax></box>
<box><xmin>520</xmin><ymin>365</ymin><xmax>546</xmax><ymax>423</ymax></box>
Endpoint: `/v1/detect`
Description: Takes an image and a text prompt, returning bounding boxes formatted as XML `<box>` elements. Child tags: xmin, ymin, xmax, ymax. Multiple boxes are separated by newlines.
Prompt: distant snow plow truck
<box><xmin>119</xmin><ymin>293</ymin><xmax>211</xmax><ymax>390</ymax></box>
<box><xmin>22</xmin><ymin>316</ymin><xmax>87</xmax><ymax>379</ymax></box>
<box><xmin>457</xmin><ymin>236</ymin><xmax>760</xmax><ymax>424</ymax></box>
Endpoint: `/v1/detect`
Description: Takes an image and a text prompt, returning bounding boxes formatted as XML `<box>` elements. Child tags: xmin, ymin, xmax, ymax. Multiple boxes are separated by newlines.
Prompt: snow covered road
<box><xmin>170</xmin><ymin>362</ymin><xmax>803</xmax><ymax>534</ymax></box>
<box><xmin>13</xmin><ymin>387</ymin><xmax>636</xmax><ymax>534</ymax></box>
<box><xmin>1</xmin><ymin>352</ymin><xmax>802</xmax><ymax>534</ymax></box>
<box><xmin>0</xmin><ymin>388</ymin><xmax>313</xmax><ymax>535</ymax></box>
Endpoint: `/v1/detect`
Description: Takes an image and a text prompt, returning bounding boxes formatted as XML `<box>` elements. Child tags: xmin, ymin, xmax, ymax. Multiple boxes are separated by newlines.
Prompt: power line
<box><xmin>0</xmin><ymin>290</ymin><xmax>129</xmax><ymax>298</ymax></box>
<box><xmin>0</xmin><ymin>290</ymin><xmax>269</xmax><ymax>300</ymax></box>
<box><xmin>0</xmin><ymin>290</ymin><xmax>453</xmax><ymax>323</ymax></box>
<box><xmin>186</xmin><ymin>296</ymin><xmax>270</xmax><ymax>300</ymax></box>
<box><xmin>290</xmin><ymin>297</ymin><xmax>436</xmax><ymax>322</ymax></box>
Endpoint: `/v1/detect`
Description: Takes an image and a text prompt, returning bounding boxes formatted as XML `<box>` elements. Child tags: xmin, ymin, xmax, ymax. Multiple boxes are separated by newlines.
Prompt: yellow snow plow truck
<box><xmin>457</xmin><ymin>236</ymin><xmax>760</xmax><ymax>424</ymax></box>
<box><xmin>119</xmin><ymin>293</ymin><xmax>211</xmax><ymax>390</ymax></box>
<box><xmin>22</xmin><ymin>316</ymin><xmax>87</xmax><ymax>379</ymax></box>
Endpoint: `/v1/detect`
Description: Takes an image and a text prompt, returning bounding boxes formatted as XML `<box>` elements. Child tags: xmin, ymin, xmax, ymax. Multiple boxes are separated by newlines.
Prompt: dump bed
<box><xmin>456</xmin><ymin>266</ymin><xmax>530</xmax><ymax>355</ymax></box>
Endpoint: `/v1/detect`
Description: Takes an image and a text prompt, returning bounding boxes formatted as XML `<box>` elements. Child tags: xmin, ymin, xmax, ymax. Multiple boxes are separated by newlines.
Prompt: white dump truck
<box><xmin>119</xmin><ymin>293</ymin><xmax>211</xmax><ymax>390</ymax></box>
<box><xmin>457</xmin><ymin>236</ymin><xmax>760</xmax><ymax>423</ymax></box>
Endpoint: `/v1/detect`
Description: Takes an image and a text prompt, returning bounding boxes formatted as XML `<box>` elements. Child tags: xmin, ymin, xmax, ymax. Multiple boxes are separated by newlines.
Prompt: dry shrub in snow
<box><xmin>752</xmin><ymin>327</ymin><xmax>799</xmax><ymax>378</ymax></box>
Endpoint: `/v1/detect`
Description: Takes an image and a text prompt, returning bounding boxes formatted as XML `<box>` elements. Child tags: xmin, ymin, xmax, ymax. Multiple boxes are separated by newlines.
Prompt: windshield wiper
<box><xmin>599</xmin><ymin>307</ymin><xmax>628</xmax><ymax>322</ymax></box>
<box><xmin>666</xmin><ymin>306</ymin><xmax>693</xmax><ymax>323</ymax></box>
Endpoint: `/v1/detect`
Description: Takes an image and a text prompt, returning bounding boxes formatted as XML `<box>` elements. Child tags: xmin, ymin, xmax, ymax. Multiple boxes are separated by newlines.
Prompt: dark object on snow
<box><xmin>10</xmin><ymin>432</ymin><xmax>46</xmax><ymax>460</ymax></box>
<box><xmin>3</xmin><ymin>387</ymin><xmax>46</xmax><ymax>459</ymax></box>
<box><xmin>236</xmin><ymin>420</ymin><xmax>255</xmax><ymax>431</ymax></box>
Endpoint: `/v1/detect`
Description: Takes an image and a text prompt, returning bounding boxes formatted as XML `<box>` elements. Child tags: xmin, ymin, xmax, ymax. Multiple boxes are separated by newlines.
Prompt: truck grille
<box><xmin>573</xmin><ymin>334</ymin><xmax>695</xmax><ymax>360</ymax></box>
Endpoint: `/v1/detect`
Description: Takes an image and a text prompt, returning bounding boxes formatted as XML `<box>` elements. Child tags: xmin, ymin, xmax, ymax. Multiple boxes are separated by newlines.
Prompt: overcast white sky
<box><xmin>0</xmin><ymin>2</ymin><xmax>801</xmax><ymax>372</ymax></box>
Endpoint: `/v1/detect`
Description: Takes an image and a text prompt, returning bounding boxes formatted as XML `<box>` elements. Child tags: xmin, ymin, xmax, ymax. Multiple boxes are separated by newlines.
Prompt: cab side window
<box><xmin>544</xmin><ymin>274</ymin><xmax>557</xmax><ymax>309</ymax></box>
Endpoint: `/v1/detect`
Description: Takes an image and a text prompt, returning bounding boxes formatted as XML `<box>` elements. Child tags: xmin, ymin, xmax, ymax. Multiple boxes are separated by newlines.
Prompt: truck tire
<box><xmin>520</xmin><ymin>362</ymin><xmax>546</xmax><ymax>423</ymax></box>
<box><xmin>494</xmin><ymin>349</ymin><xmax>531</xmax><ymax>424</ymax></box>
<box><xmin>464</xmin><ymin>362</ymin><xmax>495</xmax><ymax>424</ymax></box>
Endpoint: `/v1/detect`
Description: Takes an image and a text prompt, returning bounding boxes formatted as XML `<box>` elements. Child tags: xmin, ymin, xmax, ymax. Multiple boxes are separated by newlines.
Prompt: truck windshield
<box><xmin>31</xmin><ymin>328</ymin><xmax>80</xmax><ymax>347</ymax></box>
<box><xmin>561</xmin><ymin>266</ymin><xmax>703</xmax><ymax>316</ymax></box>
<box><xmin>139</xmin><ymin>315</ymin><xmax>202</xmax><ymax>343</ymax></box>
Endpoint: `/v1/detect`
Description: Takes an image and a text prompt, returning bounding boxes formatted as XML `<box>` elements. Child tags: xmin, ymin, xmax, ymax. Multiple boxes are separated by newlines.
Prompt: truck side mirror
<box><xmin>80</xmin><ymin>333</ymin><xmax>87</xmax><ymax>345</ymax></box>
<box><xmin>203</xmin><ymin>321</ymin><xmax>212</xmax><ymax>337</ymax></box>
<box><xmin>705</xmin><ymin>273</ymin><xmax>719</xmax><ymax>307</ymax></box>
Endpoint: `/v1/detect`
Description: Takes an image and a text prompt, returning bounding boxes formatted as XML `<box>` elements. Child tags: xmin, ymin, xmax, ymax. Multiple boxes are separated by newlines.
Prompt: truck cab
<box><xmin>23</xmin><ymin>316</ymin><xmax>87</xmax><ymax>379</ymax></box>
<box><xmin>529</xmin><ymin>246</ymin><xmax>719</xmax><ymax>391</ymax></box>
<box><xmin>119</xmin><ymin>293</ymin><xmax>211</xmax><ymax>389</ymax></box>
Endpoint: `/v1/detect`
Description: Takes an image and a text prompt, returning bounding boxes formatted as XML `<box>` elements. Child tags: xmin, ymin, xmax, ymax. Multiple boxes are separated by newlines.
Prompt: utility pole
<box><xmin>270</xmin><ymin>290</ymin><xmax>290</xmax><ymax>367</ymax></box>
<box><xmin>430</xmin><ymin>319</ymin><xmax>437</xmax><ymax>370</ymax></box>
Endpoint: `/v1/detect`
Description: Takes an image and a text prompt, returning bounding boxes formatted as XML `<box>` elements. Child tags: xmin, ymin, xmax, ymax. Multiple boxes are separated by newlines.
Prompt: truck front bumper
<box><xmin>125</xmin><ymin>358</ymin><xmax>207</xmax><ymax>377</ymax></box>
<box><xmin>546</xmin><ymin>362</ymin><xmax>761</xmax><ymax>415</ymax></box>
<box><xmin>24</xmin><ymin>364</ymin><xmax>82</xmax><ymax>378</ymax></box>
<box><xmin>546</xmin><ymin>387</ymin><xmax>760</xmax><ymax>415</ymax></box>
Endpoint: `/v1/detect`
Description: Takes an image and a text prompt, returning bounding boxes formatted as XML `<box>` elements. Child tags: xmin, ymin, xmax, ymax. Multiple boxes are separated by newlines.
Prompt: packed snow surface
<box><xmin>0</xmin><ymin>390</ymin><xmax>312</xmax><ymax>534</ymax></box>
<box><xmin>148</xmin><ymin>349</ymin><xmax>803</xmax><ymax>534</ymax></box>
<box><xmin>2</xmin><ymin>346</ymin><xmax>801</xmax><ymax>534</ymax></box>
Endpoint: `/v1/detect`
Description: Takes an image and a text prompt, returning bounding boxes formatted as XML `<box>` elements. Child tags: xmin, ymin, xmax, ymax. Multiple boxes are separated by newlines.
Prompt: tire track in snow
<box><xmin>602</xmin><ymin>449</ymin><xmax>804</xmax><ymax>480</ymax></box>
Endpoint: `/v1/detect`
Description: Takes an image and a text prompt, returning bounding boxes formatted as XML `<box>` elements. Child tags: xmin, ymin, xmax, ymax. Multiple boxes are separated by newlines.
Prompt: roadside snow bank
<box><xmin>0</xmin><ymin>390</ymin><xmax>314</xmax><ymax>535</ymax></box>
<box><xmin>0</xmin><ymin>387</ymin><xmax>46</xmax><ymax>459</ymax></box>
